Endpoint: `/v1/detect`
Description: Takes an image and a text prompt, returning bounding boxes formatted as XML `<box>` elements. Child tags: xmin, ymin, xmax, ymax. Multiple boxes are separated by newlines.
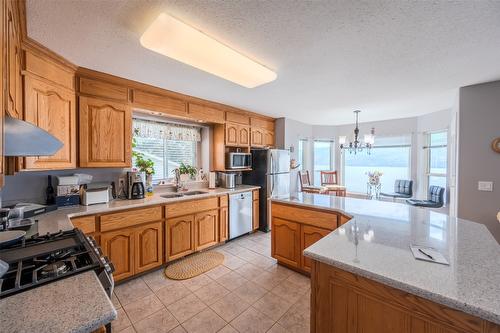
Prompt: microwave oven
<box><xmin>226</xmin><ymin>152</ymin><xmax>252</xmax><ymax>169</ymax></box>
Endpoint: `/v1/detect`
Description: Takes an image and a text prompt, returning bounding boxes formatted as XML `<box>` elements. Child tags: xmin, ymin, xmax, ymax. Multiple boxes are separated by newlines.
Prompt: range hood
<box><xmin>4</xmin><ymin>116</ymin><xmax>63</xmax><ymax>156</ymax></box>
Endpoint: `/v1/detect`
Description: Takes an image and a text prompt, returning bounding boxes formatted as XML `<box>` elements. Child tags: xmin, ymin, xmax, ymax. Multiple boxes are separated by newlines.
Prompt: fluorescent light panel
<box><xmin>140</xmin><ymin>13</ymin><xmax>277</xmax><ymax>88</ymax></box>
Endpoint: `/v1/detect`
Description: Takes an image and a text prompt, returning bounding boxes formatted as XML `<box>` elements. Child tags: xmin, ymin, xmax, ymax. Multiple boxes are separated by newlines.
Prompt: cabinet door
<box><xmin>251</xmin><ymin>128</ymin><xmax>264</xmax><ymax>147</ymax></box>
<box><xmin>24</xmin><ymin>77</ymin><xmax>77</xmax><ymax>169</ymax></box>
<box><xmin>238</xmin><ymin>126</ymin><xmax>250</xmax><ymax>146</ymax></box>
<box><xmin>166</xmin><ymin>215</ymin><xmax>195</xmax><ymax>260</ymax></box>
<box><xmin>6</xmin><ymin>1</ymin><xmax>21</xmax><ymax>120</ymax></box>
<box><xmin>195</xmin><ymin>210</ymin><xmax>219</xmax><ymax>251</ymax></box>
<box><xmin>253</xmin><ymin>199</ymin><xmax>259</xmax><ymax>230</ymax></box>
<box><xmin>219</xmin><ymin>206</ymin><xmax>229</xmax><ymax>242</ymax></box>
<box><xmin>79</xmin><ymin>96</ymin><xmax>132</xmax><ymax>167</ymax></box>
<box><xmin>271</xmin><ymin>217</ymin><xmax>300</xmax><ymax>268</ymax></box>
<box><xmin>135</xmin><ymin>221</ymin><xmax>163</xmax><ymax>273</ymax></box>
<box><xmin>225</xmin><ymin>123</ymin><xmax>239</xmax><ymax>146</ymax></box>
<box><xmin>101</xmin><ymin>228</ymin><xmax>135</xmax><ymax>281</ymax></box>
<box><xmin>264</xmin><ymin>130</ymin><xmax>274</xmax><ymax>147</ymax></box>
<box><xmin>301</xmin><ymin>225</ymin><xmax>330</xmax><ymax>273</ymax></box>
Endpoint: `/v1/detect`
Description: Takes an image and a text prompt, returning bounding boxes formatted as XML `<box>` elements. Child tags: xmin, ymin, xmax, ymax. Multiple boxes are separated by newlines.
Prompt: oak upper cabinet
<box><xmin>225</xmin><ymin>122</ymin><xmax>239</xmax><ymax>146</ymax></box>
<box><xmin>301</xmin><ymin>225</ymin><xmax>330</xmax><ymax>273</ymax></box>
<box><xmin>238</xmin><ymin>126</ymin><xmax>250</xmax><ymax>146</ymax></box>
<box><xmin>195</xmin><ymin>210</ymin><xmax>219</xmax><ymax>251</ymax></box>
<box><xmin>6</xmin><ymin>0</ymin><xmax>22</xmax><ymax>120</ymax></box>
<box><xmin>166</xmin><ymin>215</ymin><xmax>196</xmax><ymax>260</ymax></box>
<box><xmin>101</xmin><ymin>228</ymin><xmax>135</xmax><ymax>281</ymax></box>
<box><xmin>271</xmin><ymin>217</ymin><xmax>300</xmax><ymax>268</ymax></box>
<box><xmin>251</xmin><ymin>127</ymin><xmax>265</xmax><ymax>147</ymax></box>
<box><xmin>264</xmin><ymin>130</ymin><xmax>274</xmax><ymax>147</ymax></box>
<box><xmin>23</xmin><ymin>77</ymin><xmax>77</xmax><ymax>169</ymax></box>
<box><xmin>79</xmin><ymin>96</ymin><xmax>132</xmax><ymax>167</ymax></box>
<box><xmin>135</xmin><ymin>221</ymin><xmax>163</xmax><ymax>274</ymax></box>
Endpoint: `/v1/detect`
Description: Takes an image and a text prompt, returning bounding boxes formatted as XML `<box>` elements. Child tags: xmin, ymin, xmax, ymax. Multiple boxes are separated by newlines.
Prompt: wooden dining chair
<box><xmin>320</xmin><ymin>171</ymin><xmax>338</xmax><ymax>186</ymax></box>
<box><xmin>298</xmin><ymin>171</ymin><xmax>322</xmax><ymax>193</ymax></box>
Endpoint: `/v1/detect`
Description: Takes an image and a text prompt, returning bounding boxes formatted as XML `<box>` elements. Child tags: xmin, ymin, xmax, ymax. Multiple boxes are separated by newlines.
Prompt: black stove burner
<box><xmin>0</xmin><ymin>229</ymin><xmax>104</xmax><ymax>298</ymax></box>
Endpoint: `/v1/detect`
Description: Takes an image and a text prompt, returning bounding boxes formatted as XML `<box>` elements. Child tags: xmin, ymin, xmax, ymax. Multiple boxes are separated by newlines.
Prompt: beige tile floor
<box><xmin>112</xmin><ymin>231</ymin><xmax>311</xmax><ymax>333</ymax></box>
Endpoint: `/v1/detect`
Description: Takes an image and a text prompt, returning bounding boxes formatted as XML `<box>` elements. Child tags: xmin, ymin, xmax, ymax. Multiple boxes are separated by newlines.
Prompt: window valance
<box><xmin>133</xmin><ymin>118</ymin><xmax>201</xmax><ymax>142</ymax></box>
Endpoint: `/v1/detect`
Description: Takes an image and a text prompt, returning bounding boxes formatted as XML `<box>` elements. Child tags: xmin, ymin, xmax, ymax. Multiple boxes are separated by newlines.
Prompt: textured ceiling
<box><xmin>26</xmin><ymin>0</ymin><xmax>500</xmax><ymax>125</ymax></box>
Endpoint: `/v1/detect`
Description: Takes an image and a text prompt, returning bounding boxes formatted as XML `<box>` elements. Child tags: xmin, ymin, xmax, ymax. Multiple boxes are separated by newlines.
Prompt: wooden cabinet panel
<box><xmin>339</xmin><ymin>214</ymin><xmax>350</xmax><ymax>226</ymax></box>
<box><xmin>79</xmin><ymin>96</ymin><xmax>132</xmax><ymax>167</ymax></box>
<box><xmin>6</xmin><ymin>1</ymin><xmax>22</xmax><ymax>119</ymax></box>
<box><xmin>253</xmin><ymin>199</ymin><xmax>259</xmax><ymax>230</ymax></box>
<box><xmin>239</xmin><ymin>126</ymin><xmax>250</xmax><ymax>146</ymax></box>
<box><xmin>250</xmin><ymin>117</ymin><xmax>274</xmax><ymax>131</ymax></box>
<box><xmin>23</xmin><ymin>77</ymin><xmax>77</xmax><ymax>169</ymax></box>
<box><xmin>251</xmin><ymin>128</ymin><xmax>265</xmax><ymax>147</ymax></box>
<box><xmin>264</xmin><ymin>130</ymin><xmax>274</xmax><ymax>147</ymax></box>
<box><xmin>166</xmin><ymin>215</ymin><xmax>195</xmax><ymax>260</ymax></box>
<box><xmin>226</xmin><ymin>111</ymin><xmax>249</xmax><ymax>125</ymax></box>
<box><xmin>225</xmin><ymin>122</ymin><xmax>239</xmax><ymax>146</ymax></box>
<box><xmin>311</xmin><ymin>261</ymin><xmax>495</xmax><ymax>333</ymax></box>
<box><xmin>195</xmin><ymin>210</ymin><xmax>218</xmax><ymax>251</ymax></box>
<box><xmin>71</xmin><ymin>216</ymin><xmax>96</xmax><ymax>234</ymax></box>
<box><xmin>24</xmin><ymin>50</ymin><xmax>75</xmax><ymax>90</ymax></box>
<box><xmin>132</xmin><ymin>89</ymin><xmax>187</xmax><ymax>116</ymax></box>
<box><xmin>301</xmin><ymin>225</ymin><xmax>330</xmax><ymax>273</ymax></box>
<box><xmin>101</xmin><ymin>228</ymin><xmax>134</xmax><ymax>281</ymax></box>
<box><xmin>219</xmin><ymin>206</ymin><xmax>228</xmax><ymax>242</ymax></box>
<box><xmin>165</xmin><ymin>197</ymin><xmax>218</xmax><ymax>218</ymax></box>
<box><xmin>271</xmin><ymin>217</ymin><xmax>300</xmax><ymax>268</ymax></box>
<box><xmin>79</xmin><ymin>77</ymin><xmax>128</xmax><ymax>102</ymax></box>
<box><xmin>252</xmin><ymin>189</ymin><xmax>259</xmax><ymax>200</ymax></box>
<box><xmin>188</xmin><ymin>103</ymin><xmax>225</xmax><ymax>124</ymax></box>
<box><xmin>101</xmin><ymin>206</ymin><xmax>162</xmax><ymax>232</ymax></box>
<box><xmin>135</xmin><ymin>221</ymin><xmax>163</xmax><ymax>273</ymax></box>
<box><xmin>219</xmin><ymin>195</ymin><xmax>228</xmax><ymax>207</ymax></box>
<box><xmin>272</xmin><ymin>203</ymin><xmax>338</xmax><ymax>230</ymax></box>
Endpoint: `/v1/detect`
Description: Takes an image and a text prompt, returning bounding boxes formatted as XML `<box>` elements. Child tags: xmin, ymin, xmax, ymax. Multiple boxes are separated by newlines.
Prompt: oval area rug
<box><xmin>164</xmin><ymin>251</ymin><xmax>224</xmax><ymax>280</ymax></box>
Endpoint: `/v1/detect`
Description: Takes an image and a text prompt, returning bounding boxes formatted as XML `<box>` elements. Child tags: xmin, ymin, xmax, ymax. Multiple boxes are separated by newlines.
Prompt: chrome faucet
<box><xmin>174</xmin><ymin>168</ymin><xmax>182</xmax><ymax>192</ymax></box>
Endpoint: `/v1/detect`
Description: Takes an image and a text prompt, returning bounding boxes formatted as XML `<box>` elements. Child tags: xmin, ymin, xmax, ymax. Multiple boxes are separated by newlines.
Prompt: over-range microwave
<box><xmin>226</xmin><ymin>152</ymin><xmax>252</xmax><ymax>169</ymax></box>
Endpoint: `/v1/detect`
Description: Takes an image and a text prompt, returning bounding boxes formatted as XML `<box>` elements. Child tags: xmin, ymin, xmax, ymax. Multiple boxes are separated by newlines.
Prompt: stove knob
<box><xmin>102</xmin><ymin>256</ymin><xmax>115</xmax><ymax>273</ymax></box>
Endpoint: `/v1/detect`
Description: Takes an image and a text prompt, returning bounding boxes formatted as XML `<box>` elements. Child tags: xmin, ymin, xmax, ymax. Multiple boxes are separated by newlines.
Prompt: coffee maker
<box><xmin>127</xmin><ymin>171</ymin><xmax>145</xmax><ymax>199</ymax></box>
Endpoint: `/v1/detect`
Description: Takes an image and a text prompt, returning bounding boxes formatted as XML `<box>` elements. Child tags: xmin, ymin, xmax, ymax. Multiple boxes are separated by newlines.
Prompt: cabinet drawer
<box><xmin>219</xmin><ymin>195</ymin><xmax>228</xmax><ymax>207</ymax></box>
<box><xmin>165</xmin><ymin>197</ymin><xmax>219</xmax><ymax>218</ymax></box>
<box><xmin>272</xmin><ymin>203</ymin><xmax>338</xmax><ymax>230</ymax></box>
<box><xmin>79</xmin><ymin>77</ymin><xmax>129</xmax><ymax>102</ymax></box>
<box><xmin>100</xmin><ymin>206</ymin><xmax>162</xmax><ymax>232</ymax></box>
<box><xmin>71</xmin><ymin>215</ymin><xmax>96</xmax><ymax>234</ymax></box>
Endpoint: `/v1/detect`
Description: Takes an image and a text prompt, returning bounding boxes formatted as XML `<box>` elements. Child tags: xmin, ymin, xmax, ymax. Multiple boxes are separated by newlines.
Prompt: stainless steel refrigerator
<box><xmin>242</xmin><ymin>148</ymin><xmax>290</xmax><ymax>231</ymax></box>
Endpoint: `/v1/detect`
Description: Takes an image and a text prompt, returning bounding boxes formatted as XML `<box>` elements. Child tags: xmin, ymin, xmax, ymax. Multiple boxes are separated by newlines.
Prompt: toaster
<box><xmin>81</xmin><ymin>187</ymin><xmax>110</xmax><ymax>206</ymax></box>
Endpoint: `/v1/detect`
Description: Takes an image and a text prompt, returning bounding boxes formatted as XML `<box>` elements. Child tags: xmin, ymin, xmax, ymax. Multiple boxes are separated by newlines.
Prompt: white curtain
<box><xmin>133</xmin><ymin>118</ymin><xmax>201</xmax><ymax>142</ymax></box>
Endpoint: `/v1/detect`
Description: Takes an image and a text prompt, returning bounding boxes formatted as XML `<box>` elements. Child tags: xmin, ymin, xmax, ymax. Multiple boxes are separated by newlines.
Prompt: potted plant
<box><xmin>132</xmin><ymin>136</ymin><xmax>155</xmax><ymax>196</ymax></box>
<box><xmin>178</xmin><ymin>162</ymin><xmax>197</xmax><ymax>182</ymax></box>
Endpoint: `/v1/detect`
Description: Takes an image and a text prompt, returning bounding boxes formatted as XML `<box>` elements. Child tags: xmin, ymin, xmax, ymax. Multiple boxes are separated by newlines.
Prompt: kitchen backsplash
<box><xmin>0</xmin><ymin>168</ymin><xmax>126</xmax><ymax>206</ymax></box>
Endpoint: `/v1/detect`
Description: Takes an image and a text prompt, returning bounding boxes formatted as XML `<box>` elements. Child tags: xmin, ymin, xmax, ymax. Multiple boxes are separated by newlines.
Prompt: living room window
<box><xmin>425</xmin><ymin>130</ymin><xmax>448</xmax><ymax>191</ymax></box>
<box><xmin>297</xmin><ymin>139</ymin><xmax>308</xmax><ymax>171</ymax></box>
<box><xmin>132</xmin><ymin>118</ymin><xmax>201</xmax><ymax>182</ymax></box>
<box><xmin>343</xmin><ymin>136</ymin><xmax>411</xmax><ymax>193</ymax></box>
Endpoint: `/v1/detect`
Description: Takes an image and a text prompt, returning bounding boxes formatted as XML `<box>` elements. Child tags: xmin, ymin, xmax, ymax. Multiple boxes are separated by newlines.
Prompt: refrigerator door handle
<box><xmin>269</xmin><ymin>151</ymin><xmax>274</xmax><ymax>174</ymax></box>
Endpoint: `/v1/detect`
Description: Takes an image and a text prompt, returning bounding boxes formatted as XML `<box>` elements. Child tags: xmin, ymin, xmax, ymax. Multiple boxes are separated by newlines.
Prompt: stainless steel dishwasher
<box><xmin>229</xmin><ymin>191</ymin><xmax>253</xmax><ymax>239</ymax></box>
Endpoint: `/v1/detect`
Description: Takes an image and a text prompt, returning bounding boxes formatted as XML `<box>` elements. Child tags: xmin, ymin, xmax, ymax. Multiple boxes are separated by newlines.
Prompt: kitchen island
<box><xmin>270</xmin><ymin>193</ymin><xmax>500</xmax><ymax>333</ymax></box>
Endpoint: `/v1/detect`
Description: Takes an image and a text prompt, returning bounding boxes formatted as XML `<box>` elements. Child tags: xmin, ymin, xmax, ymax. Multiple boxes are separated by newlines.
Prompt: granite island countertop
<box><xmin>1</xmin><ymin>185</ymin><xmax>259</xmax><ymax>333</ymax></box>
<box><xmin>271</xmin><ymin>193</ymin><xmax>500</xmax><ymax>325</ymax></box>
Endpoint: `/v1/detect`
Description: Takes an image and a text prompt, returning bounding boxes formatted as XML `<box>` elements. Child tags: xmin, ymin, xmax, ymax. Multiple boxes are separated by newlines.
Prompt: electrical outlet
<box><xmin>478</xmin><ymin>181</ymin><xmax>493</xmax><ymax>192</ymax></box>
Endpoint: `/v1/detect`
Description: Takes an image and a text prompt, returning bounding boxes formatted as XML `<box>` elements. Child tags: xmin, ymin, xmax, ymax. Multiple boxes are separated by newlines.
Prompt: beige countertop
<box><xmin>1</xmin><ymin>185</ymin><xmax>259</xmax><ymax>333</ymax></box>
<box><xmin>272</xmin><ymin>193</ymin><xmax>500</xmax><ymax>325</ymax></box>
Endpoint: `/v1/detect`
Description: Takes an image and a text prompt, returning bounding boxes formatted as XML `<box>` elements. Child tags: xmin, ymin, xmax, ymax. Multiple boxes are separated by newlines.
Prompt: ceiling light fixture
<box><xmin>140</xmin><ymin>13</ymin><xmax>277</xmax><ymax>88</ymax></box>
<box><xmin>339</xmin><ymin>110</ymin><xmax>375</xmax><ymax>154</ymax></box>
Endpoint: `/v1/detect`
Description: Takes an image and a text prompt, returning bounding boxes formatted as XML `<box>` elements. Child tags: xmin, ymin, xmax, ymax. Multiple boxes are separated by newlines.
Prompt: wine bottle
<box><xmin>46</xmin><ymin>175</ymin><xmax>56</xmax><ymax>205</ymax></box>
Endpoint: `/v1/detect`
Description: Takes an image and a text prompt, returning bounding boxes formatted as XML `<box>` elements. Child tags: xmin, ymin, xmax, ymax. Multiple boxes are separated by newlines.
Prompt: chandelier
<box><xmin>339</xmin><ymin>110</ymin><xmax>375</xmax><ymax>154</ymax></box>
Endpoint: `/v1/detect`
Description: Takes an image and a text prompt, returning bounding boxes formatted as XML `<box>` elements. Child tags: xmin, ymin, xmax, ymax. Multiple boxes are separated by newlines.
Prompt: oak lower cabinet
<box><xmin>101</xmin><ymin>228</ymin><xmax>135</xmax><ymax>281</ymax></box>
<box><xmin>301</xmin><ymin>225</ymin><xmax>330</xmax><ymax>273</ymax></box>
<box><xmin>135</xmin><ymin>221</ymin><xmax>163</xmax><ymax>274</ymax></box>
<box><xmin>271</xmin><ymin>218</ymin><xmax>301</xmax><ymax>268</ymax></box>
<box><xmin>195</xmin><ymin>210</ymin><xmax>219</xmax><ymax>251</ymax></box>
<box><xmin>252</xmin><ymin>189</ymin><xmax>259</xmax><ymax>230</ymax></box>
<box><xmin>219</xmin><ymin>206</ymin><xmax>229</xmax><ymax>242</ymax></box>
<box><xmin>311</xmin><ymin>261</ymin><xmax>500</xmax><ymax>333</ymax></box>
<box><xmin>166</xmin><ymin>215</ymin><xmax>196</xmax><ymax>261</ymax></box>
<box><xmin>79</xmin><ymin>96</ymin><xmax>132</xmax><ymax>168</ymax></box>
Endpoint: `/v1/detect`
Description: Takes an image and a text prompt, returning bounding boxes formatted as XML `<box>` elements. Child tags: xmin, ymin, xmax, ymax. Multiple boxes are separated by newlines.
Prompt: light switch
<box><xmin>478</xmin><ymin>181</ymin><xmax>493</xmax><ymax>192</ymax></box>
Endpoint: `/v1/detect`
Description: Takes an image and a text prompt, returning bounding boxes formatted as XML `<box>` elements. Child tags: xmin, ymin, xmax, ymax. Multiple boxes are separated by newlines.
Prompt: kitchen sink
<box><xmin>160</xmin><ymin>190</ymin><xmax>208</xmax><ymax>199</ymax></box>
<box><xmin>182</xmin><ymin>191</ymin><xmax>208</xmax><ymax>196</ymax></box>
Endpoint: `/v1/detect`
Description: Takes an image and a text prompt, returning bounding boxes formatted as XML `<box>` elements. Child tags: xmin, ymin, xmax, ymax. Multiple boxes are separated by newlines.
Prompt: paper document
<box><xmin>410</xmin><ymin>245</ymin><xmax>449</xmax><ymax>265</ymax></box>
